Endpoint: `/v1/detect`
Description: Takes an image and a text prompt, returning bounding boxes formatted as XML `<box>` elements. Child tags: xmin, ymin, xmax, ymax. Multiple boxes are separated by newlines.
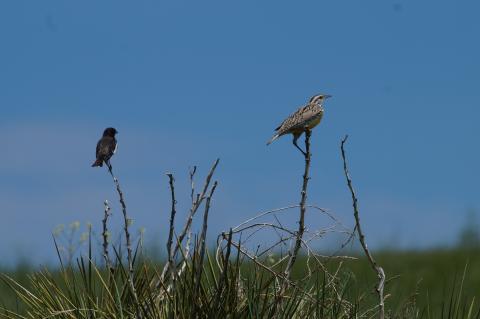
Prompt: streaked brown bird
<box><xmin>267</xmin><ymin>94</ymin><xmax>331</xmax><ymax>155</ymax></box>
<box><xmin>91</xmin><ymin>127</ymin><xmax>118</xmax><ymax>167</ymax></box>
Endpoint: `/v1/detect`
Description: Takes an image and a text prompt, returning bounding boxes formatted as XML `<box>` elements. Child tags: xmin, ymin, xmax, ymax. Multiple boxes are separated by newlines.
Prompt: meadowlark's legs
<box><xmin>292</xmin><ymin>133</ymin><xmax>306</xmax><ymax>156</ymax></box>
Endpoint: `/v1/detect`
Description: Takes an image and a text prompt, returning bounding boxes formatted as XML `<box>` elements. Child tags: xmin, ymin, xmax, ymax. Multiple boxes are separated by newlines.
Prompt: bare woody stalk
<box><xmin>102</xmin><ymin>200</ymin><xmax>112</xmax><ymax>271</ymax></box>
<box><xmin>283</xmin><ymin>128</ymin><xmax>312</xmax><ymax>282</ymax></box>
<box><xmin>174</xmin><ymin>159</ymin><xmax>219</xmax><ymax>258</ymax></box>
<box><xmin>270</xmin><ymin>129</ymin><xmax>312</xmax><ymax>316</ymax></box>
<box><xmin>165</xmin><ymin>173</ymin><xmax>177</xmax><ymax>287</ymax></box>
<box><xmin>106</xmin><ymin>162</ymin><xmax>140</xmax><ymax>308</ymax></box>
<box><xmin>193</xmin><ymin>181</ymin><xmax>218</xmax><ymax>313</ymax></box>
<box><xmin>340</xmin><ymin>135</ymin><xmax>386</xmax><ymax>319</ymax></box>
<box><xmin>214</xmin><ymin>228</ymin><xmax>233</xmax><ymax>311</ymax></box>
<box><xmin>189</xmin><ymin>166</ymin><xmax>197</xmax><ymax>205</ymax></box>
<box><xmin>160</xmin><ymin>159</ymin><xmax>219</xmax><ymax>280</ymax></box>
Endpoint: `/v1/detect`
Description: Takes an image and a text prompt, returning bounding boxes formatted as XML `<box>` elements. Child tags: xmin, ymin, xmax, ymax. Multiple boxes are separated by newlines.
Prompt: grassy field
<box><xmin>1</xmin><ymin>248</ymin><xmax>479</xmax><ymax>318</ymax></box>
<box><xmin>341</xmin><ymin>249</ymin><xmax>480</xmax><ymax>315</ymax></box>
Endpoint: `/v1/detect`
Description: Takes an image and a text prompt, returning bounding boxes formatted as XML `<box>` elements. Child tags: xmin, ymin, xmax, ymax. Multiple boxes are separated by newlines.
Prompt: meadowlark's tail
<box><xmin>266</xmin><ymin>134</ymin><xmax>280</xmax><ymax>146</ymax></box>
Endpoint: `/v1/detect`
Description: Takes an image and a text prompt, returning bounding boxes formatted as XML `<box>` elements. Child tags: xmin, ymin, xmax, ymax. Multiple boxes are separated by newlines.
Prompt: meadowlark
<box><xmin>92</xmin><ymin>127</ymin><xmax>118</xmax><ymax>167</ymax></box>
<box><xmin>267</xmin><ymin>94</ymin><xmax>331</xmax><ymax>155</ymax></box>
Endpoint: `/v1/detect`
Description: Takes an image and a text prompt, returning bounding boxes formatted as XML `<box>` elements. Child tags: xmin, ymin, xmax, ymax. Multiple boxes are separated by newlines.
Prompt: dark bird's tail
<box><xmin>91</xmin><ymin>159</ymin><xmax>103</xmax><ymax>167</ymax></box>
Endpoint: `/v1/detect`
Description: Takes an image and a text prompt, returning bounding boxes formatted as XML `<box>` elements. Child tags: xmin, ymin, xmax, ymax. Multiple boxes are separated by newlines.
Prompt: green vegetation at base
<box><xmin>1</xmin><ymin>248</ymin><xmax>479</xmax><ymax>318</ymax></box>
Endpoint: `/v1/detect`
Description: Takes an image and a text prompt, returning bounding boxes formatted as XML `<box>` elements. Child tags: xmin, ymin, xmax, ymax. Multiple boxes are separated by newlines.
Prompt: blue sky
<box><xmin>0</xmin><ymin>1</ymin><xmax>479</xmax><ymax>264</ymax></box>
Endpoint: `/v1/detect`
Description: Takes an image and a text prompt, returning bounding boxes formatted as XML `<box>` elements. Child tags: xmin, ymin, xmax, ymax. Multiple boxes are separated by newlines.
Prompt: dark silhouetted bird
<box><xmin>267</xmin><ymin>94</ymin><xmax>331</xmax><ymax>154</ymax></box>
<box><xmin>91</xmin><ymin>127</ymin><xmax>118</xmax><ymax>167</ymax></box>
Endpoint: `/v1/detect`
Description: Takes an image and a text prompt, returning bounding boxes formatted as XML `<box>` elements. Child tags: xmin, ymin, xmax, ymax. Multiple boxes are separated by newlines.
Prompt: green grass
<box><xmin>356</xmin><ymin>249</ymin><xmax>480</xmax><ymax>312</ymax></box>
<box><xmin>1</xmin><ymin>248</ymin><xmax>480</xmax><ymax>318</ymax></box>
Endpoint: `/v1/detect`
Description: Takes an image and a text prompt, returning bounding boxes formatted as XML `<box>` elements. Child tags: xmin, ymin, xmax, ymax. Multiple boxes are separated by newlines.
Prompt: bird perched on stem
<box><xmin>91</xmin><ymin>127</ymin><xmax>118</xmax><ymax>167</ymax></box>
<box><xmin>267</xmin><ymin>94</ymin><xmax>331</xmax><ymax>155</ymax></box>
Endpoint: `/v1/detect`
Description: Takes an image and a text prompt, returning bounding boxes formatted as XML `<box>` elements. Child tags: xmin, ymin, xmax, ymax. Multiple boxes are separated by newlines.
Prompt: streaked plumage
<box><xmin>267</xmin><ymin>94</ymin><xmax>331</xmax><ymax>154</ymax></box>
<box><xmin>92</xmin><ymin>127</ymin><xmax>118</xmax><ymax>167</ymax></box>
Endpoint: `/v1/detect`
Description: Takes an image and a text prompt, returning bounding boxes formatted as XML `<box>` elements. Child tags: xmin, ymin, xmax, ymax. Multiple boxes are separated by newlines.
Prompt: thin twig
<box><xmin>174</xmin><ymin>159</ymin><xmax>219</xmax><ymax>259</ymax></box>
<box><xmin>232</xmin><ymin>205</ymin><xmax>300</xmax><ymax>231</ymax></box>
<box><xmin>156</xmin><ymin>160</ymin><xmax>219</xmax><ymax>299</ymax></box>
<box><xmin>283</xmin><ymin>128</ymin><xmax>312</xmax><ymax>282</ymax></box>
<box><xmin>230</xmin><ymin>204</ymin><xmax>337</xmax><ymax>233</ymax></box>
<box><xmin>215</xmin><ymin>228</ymin><xmax>233</xmax><ymax>305</ymax></box>
<box><xmin>165</xmin><ymin>173</ymin><xmax>177</xmax><ymax>287</ymax></box>
<box><xmin>267</xmin><ymin>130</ymin><xmax>313</xmax><ymax>316</ymax></box>
<box><xmin>224</xmin><ymin>237</ymin><xmax>294</xmax><ymax>286</ymax></box>
<box><xmin>194</xmin><ymin>181</ymin><xmax>218</xmax><ymax>311</ymax></box>
<box><xmin>102</xmin><ymin>200</ymin><xmax>112</xmax><ymax>272</ymax></box>
<box><xmin>106</xmin><ymin>162</ymin><xmax>140</xmax><ymax>310</ymax></box>
<box><xmin>190</xmin><ymin>166</ymin><xmax>197</xmax><ymax>205</ymax></box>
<box><xmin>340</xmin><ymin>135</ymin><xmax>385</xmax><ymax>319</ymax></box>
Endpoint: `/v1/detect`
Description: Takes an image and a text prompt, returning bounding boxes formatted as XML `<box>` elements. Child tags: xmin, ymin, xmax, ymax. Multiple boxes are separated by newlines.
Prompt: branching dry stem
<box><xmin>193</xmin><ymin>180</ymin><xmax>218</xmax><ymax>314</ymax></box>
<box><xmin>341</xmin><ymin>135</ymin><xmax>386</xmax><ymax>319</ymax></box>
<box><xmin>173</xmin><ymin>159</ymin><xmax>219</xmax><ymax>259</ymax></box>
<box><xmin>283</xmin><ymin>129</ymin><xmax>311</xmax><ymax>285</ymax></box>
<box><xmin>165</xmin><ymin>173</ymin><xmax>177</xmax><ymax>288</ymax></box>
<box><xmin>156</xmin><ymin>159</ymin><xmax>220</xmax><ymax>299</ymax></box>
<box><xmin>106</xmin><ymin>162</ymin><xmax>140</xmax><ymax>311</ymax></box>
<box><xmin>102</xmin><ymin>200</ymin><xmax>112</xmax><ymax>272</ymax></box>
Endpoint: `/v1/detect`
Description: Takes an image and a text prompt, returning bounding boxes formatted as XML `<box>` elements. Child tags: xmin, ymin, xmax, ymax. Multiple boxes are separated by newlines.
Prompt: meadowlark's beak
<box><xmin>324</xmin><ymin>95</ymin><xmax>332</xmax><ymax>99</ymax></box>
